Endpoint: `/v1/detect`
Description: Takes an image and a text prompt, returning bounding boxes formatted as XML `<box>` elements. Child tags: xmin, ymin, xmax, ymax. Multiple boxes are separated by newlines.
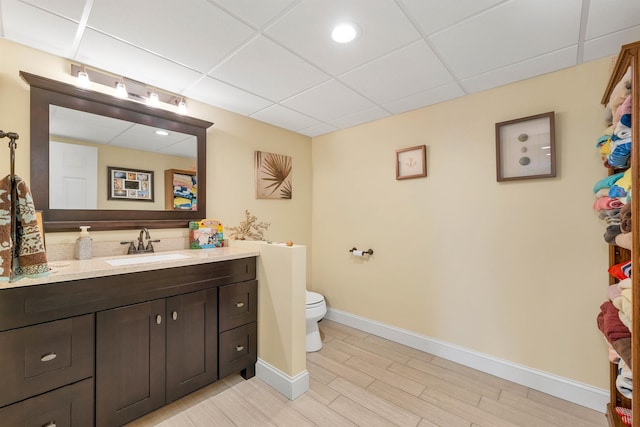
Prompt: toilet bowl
<box><xmin>305</xmin><ymin>291</ymin><xmax>327</xmax><ymax>352</ymax></box>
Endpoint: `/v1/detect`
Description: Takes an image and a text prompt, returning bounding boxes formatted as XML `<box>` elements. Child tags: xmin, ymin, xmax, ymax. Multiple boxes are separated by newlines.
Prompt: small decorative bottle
<box><xmin>75</xmin><ymin>226</ymin><xmax>92</xmax><ymax>260</ymax></box>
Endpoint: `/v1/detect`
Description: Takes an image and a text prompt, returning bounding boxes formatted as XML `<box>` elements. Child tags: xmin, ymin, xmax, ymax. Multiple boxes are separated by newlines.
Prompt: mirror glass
<box><xmin>49</xmin><ymin>105</ymin><xmax>197</xmax><ymax>211</ymax></box>
<box><xmin>22</xmin><ymin>71</ymin><xmax>212</xmax><ymax>232</ymax></box>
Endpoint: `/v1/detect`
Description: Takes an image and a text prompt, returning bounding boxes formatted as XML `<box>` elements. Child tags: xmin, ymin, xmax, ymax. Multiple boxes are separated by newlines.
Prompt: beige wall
<box><xmin>0</xmin><ymin>38</ymin><xmax>312</xmax><ymax>250</ymax></box>
<box><xmin>1</xmin><ymin>36</ymin><xmax>616</xmax><ymax>389</ymax></box>
<box><xmin>311</xmin><ymin>57</ymin><xmax>612</xmax><ymax>389</ymax></box>
<box><xmin>0</xmin><ymin>38</ymin><xmax>312</xmax><ymax>378</ymax></box>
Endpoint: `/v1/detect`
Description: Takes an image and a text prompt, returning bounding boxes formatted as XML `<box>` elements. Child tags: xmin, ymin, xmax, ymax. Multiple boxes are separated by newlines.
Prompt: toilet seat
<box><xmin>306</xmin><ymin>291</ymin><xmax>325</xmax><ymax>306</ymax></box>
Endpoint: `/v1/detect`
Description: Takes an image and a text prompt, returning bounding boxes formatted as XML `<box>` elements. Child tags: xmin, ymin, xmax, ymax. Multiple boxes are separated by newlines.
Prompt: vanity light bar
<box><xmin>70</xmin><ymin>64</ymin><xmax>185</xmax><ymax>112</ymax></box>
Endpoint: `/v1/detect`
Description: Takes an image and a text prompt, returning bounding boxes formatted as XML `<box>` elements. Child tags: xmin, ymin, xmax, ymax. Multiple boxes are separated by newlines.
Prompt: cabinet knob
<box><xmin>172</xmin><ymin>311</ymin><xmax>178</xmax><ymax>321</ymax></box>
<box><xmin>42</xmin><ymin>422</ymin><xmax>56</xmax><ymax>427</ymax></box>
<box><xmin>156</xmin><ymin>314</ymin><xmax>162</xmax><ymax>325</ymax></box>
<box><xmin>235</xmin><ymin>302</ymin><xmax>245</xmax><ymax>308</ymax></box>
<box><xmin>40</xmin><ymin>352</ymin><xmax>57</xmax><ymax>362</ymax></box>
<box><xmin>235</xmin><ymin>345</ymin><xmax>245</xmax><ymax>352</ymax></box>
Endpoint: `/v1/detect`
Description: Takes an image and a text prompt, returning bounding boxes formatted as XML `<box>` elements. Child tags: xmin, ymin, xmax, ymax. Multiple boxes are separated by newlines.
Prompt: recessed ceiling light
<box><xmin>332</xmin><ymin>23</ymin><xmax>357</xmax><ymax>43</ymax></box>
<box><xmin>155</xmin><ymin>130</ymin><xmax>169</xmax><ymax>136</ymax></box>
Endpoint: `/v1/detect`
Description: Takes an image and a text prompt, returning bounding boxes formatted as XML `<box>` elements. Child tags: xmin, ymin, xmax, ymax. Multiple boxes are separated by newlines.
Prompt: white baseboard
<box><xmin>255</xmin><ymin>358</ymin><xmax>309</xmax><ymax>400</ymax></box>
<box><xmin>325</xmin><ymin>307</ymin><xmax>608</xmax><ymax>413</ymax></box>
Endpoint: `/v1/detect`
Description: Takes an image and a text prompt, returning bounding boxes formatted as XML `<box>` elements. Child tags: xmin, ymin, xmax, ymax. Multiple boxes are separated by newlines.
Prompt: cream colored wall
<box><xmin>311</xmin><ymin>58</ymin><xmax>612</xmax><ymax>389</ymax></box>
<box><xmin>233</xmin><ymin>240</ymin><xmax>307</xmax><ymax>378</ymax></box>
<box><xmin>0</xmin><ymin>38</ymin><xmax>312</xmax><ymax>378</ymax></box>
<box><xmin>0</xmin><ymin>38</ymin><xmax>312</xmax><ymax>249</ymax></box>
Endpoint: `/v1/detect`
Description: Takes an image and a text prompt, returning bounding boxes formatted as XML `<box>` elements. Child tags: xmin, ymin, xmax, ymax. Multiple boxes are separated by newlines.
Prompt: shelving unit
<box><xmin>164</xmin><ymin>168</ymin><xmax>197</xmax><ymax>211</ymax></box>
<box><xmin>599</xmin><ymin>40</ymin><xmax>640</xmax><ymax>427</ymax></box>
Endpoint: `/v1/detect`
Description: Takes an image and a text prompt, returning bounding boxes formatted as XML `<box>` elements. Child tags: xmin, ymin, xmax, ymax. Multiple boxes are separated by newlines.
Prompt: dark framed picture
<box><xmin>108</xmin><ymin>166</ymin><xmax>154</xmax><ymax>201</ymax></box>
<box><xmin>396</xmin><ymin>145</ymin><xmax>426</xmax><ymax>180</ymax></box>
<box><xmin>495</xmin><ymin>112</ymin><xmax>556</xmax><ymax>182</ymax></box>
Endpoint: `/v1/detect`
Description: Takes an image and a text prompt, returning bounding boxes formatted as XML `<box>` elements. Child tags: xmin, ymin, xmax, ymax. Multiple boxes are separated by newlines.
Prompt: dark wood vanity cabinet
<box><xmin>218</xmin><ymin>280</ymin><xmax>258</xmax><ymax>379</ymax></box>
<box><xmin>96</xmin><ymin>289</ymin><xmax>219</xmax><ymax>426</ymax></box>
<box><xmin>0</xmin><ymin>256</ymin><xmax>257</xmax><ymax>427</ymax></box>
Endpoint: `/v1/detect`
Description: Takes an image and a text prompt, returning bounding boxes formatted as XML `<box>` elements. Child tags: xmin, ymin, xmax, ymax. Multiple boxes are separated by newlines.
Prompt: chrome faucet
<box><xmin>120</xmin><ymin>228</ymin><xmax>160</xmax><ymax>254</ymax></box>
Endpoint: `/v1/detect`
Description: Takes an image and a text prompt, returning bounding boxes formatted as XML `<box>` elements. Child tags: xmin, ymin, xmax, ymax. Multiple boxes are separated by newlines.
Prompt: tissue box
<box><xmin>189</xmin><ymin>219</ymin><xmax>224</xmax><ymax>249</ymax></box>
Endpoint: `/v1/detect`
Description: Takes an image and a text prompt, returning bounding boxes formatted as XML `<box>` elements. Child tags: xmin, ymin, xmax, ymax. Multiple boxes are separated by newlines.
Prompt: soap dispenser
<box><xmin>75</xmin><ymin>226</ymin><xmax>92</xmax><ymax>260</ymax></box>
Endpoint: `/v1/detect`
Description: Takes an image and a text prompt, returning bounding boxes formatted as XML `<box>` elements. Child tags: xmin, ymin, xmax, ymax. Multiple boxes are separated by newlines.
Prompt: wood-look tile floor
<box><xmin>127</xmin><ymin>319</ymin><xmax>608</xmax><ymax>427</ymax></box>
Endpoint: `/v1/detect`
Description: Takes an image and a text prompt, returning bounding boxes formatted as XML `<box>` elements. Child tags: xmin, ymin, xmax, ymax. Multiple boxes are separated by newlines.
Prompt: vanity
<box><xmin>0</xmin><ymin>248</ymin><xmax>259</xmax><ymax>427</ymax></box>
<box><xmin>0</xmin><ymin>70</ymin><xmax>306</xmax><ymax>427</ymax></box>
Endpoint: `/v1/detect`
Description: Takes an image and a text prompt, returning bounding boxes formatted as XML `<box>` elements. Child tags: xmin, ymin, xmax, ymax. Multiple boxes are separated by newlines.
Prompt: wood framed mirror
<box><xmin>21</xmin><ymin>71</ymin><xmax>212</xmax><ymax>232</ymax></box>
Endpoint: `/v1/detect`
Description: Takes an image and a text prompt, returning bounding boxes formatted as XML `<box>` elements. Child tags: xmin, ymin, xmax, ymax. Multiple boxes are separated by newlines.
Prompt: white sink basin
<box><xmin>105</xmin><ymin>252</ymin><xmax>191</xmax><ymax>266</ymax></box>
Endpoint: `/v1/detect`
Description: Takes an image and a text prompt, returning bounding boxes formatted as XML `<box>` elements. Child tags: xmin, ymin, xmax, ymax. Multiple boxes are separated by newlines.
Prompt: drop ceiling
<box><xmin>1</xmin><ymin>0</ymin><xmax>639</xmax><ymax>137</ymax></box>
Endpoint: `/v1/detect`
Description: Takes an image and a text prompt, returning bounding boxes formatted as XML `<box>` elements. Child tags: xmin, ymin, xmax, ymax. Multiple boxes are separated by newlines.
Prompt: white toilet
<box><xmin>305</xmin><ymin>291</ymin><xmax>327</xmax><ymax>352</ymax></box>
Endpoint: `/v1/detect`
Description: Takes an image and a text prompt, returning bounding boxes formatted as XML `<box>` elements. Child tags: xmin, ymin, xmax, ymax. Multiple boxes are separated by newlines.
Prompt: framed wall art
<box><xmin>108</xmin><ymin>166</ymin><xmax>154</xmax><ymax>201</ymax></box>
<box><xmin>495</xmin><ymin>112</ymin><xmax>556</xmax><ymax>182</ymax></box>
<box><xmin>396</xmin><ymin>145</ymin><xmax>426</xmax><ymax>180</ymax></box>
<box><xmin>255</xmin><ymin>151</ymin><xmax>292</xmax><ymax>199</ymax></box>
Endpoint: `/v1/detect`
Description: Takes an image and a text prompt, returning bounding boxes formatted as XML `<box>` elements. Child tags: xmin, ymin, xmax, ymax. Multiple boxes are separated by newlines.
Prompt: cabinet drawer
<box><xmin>219</xmin><ymin>280</ymin><xmax>257</xmax><ymax>332</ymax></box>
<box><xmin>219</xmin><ymin>322</ymin><xmax>257</xmax><ymax>379</ymax></box>
<box><xmin>0</xmin><ymin>378</ymin><xmax>94</xmax><ymax>427</ymax></box>
<box><xmin>0</xmin><ymin>314</ymin><xmax>94</xmax><ymax>408</ymax></box>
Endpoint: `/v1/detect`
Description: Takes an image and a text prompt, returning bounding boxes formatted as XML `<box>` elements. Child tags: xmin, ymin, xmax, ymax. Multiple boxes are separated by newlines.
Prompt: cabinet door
<box><xmin>166</xmin><ymin>289</ymin><xmax>218</xmax><ymax>402</ymax></box>
<box><xmin>96</xmin><ymin>299</ymin><xmax>166</xmax><ymax>427</ymax></box>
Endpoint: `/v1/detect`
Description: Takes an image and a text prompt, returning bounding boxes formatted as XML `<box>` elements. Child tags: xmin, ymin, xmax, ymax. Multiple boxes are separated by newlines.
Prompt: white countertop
<box><xmin>1</xmin><ymin>247</ymin><xmax>259</xmax><ymax>290</ymax></box>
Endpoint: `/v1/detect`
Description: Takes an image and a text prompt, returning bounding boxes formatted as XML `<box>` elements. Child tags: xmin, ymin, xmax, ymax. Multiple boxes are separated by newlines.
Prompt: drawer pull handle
<box><xmin>172</xmin><ymin>311</ymin><xmax>178</xmax><ymax>321</ymax></box>
<box><xmin>40</xmin><ymin>353</ymin><xmax>57</xmax><ymax>362</ymax></box>
<box><xmin>156</xmin><ymin>315</ymin><xmax>162</xmax><ymax>325</ymax></box>
<box><xmin>235</xmin><ymin>302</ymin><xmax>245</xmax><ymax>308</ymax></box>
<box><xmin>42</xmin><ymin>422</ymin><xmax>56</xmax><ymax>427</ymax></box>
<box><xmin>235</xmin><ymin>345</ymin><xmax>245</xmax><ymax>352</ymax></box>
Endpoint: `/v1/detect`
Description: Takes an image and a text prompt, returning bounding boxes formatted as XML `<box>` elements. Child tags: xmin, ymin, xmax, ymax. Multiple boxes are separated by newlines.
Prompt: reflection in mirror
<box><xmin>21</xmin><ymin>71</ymin><xmax>212</xmax><ymax>232</ymax></box>
<box><xmin>49</xmin><ymin>106</ymin><xmax>197</xmax><ymax>211</ymax></box>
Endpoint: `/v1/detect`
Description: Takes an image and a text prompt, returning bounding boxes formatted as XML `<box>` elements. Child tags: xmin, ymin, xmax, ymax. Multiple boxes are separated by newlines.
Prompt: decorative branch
<box><xmin>227</xmin><ymin>209</ymin><xmax>270</xmax><ymax>240</ymax></box>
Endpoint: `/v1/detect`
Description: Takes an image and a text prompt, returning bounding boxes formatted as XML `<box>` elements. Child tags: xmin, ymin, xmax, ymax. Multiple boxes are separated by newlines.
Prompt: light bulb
<box><xmin>115</xmin><ymin>81</ymin><xmax>128</xmax><ymax>98</ymax></box>
<box><xmin>147</xmin><ymin>91</ymin><xmax>159</xmax><ymax>106</ymax></box>
<box><xmin>77</xmin><ymin>70</ymin><xmax>90</xmax><ymax>88</ymax></box>
<box><xmin>177</xmin><ymin>99</ymin><xmax>187</xmax><ymax>115</ymax></box>
<box><xmin>332</xmin><ymin>23</ymin><xmax>358</xmax><ymax>43</ymax></box>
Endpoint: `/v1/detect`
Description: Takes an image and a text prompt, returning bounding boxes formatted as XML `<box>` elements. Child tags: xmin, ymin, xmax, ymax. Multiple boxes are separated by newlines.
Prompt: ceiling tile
<box><xmin>50</xmin><ymin>105</ymin><xmax>130</xmax><ymax>144</ymax></box>
<box><xmin>87</xmin><ymin>0</ymin><xmax>254</xmax><ymax>72</ymax></box>
<box><xmin>282</xmin><ymin>80</ymin><xmax>376</xmax><ymax>122</ymax></box>
<box><xmin>583</xmin><ymin>25</ymin><xmax>640</xmax><ymax>62</ymax></box>
<box><xmin>76</xmin><ymin>29</ymin><xmax>203</xmax><ymax>94</ymax></box>
<box><xmin>398</xmin><ymin>0</ymin><xmax>503</xmax><ymax>35</ymax></box>
<box><xmin>2</xmin><ymin>0</ymin><xmax>79</xmax><ymax>58</ymax></box>
<box><xmin>265</xmin><ymin>0</ymin><xmax>421</xmax><ymax>75</ymax></box>
<box><xmin>159</xmin><ymin>137</ymin><xmax>197</xmax><ymax>159</ymax></box>
<box><xmin>339</xmin><ymin>40</ymin><xmax>454</xmax><ymax>104</ymax></box>
<box><xmin>184</xmin><ymin>76</ymin><xmax>273</xmax><ymax>116</ymax></box>
<box><xmin>586</xmin><ymin>0</ymin><xmax>640</xmax><ymax>39</ymax></box>
<box><xmin>19</xmin><ymin>0</ymin><xmax>87</xmax><ymax>21</ymax></box>
<box><xmin>327</xmin><ymin>106</ymin><xmax>390</xmax><ymax>130</ymax></box>
<box><xmin>250</xmin><ymin>104</ymin><xmax>320</xmax><ymax>131</ymax></box>
<box><xmin>430</xmin><ymin>0</ymin><xmax>582</xmax><ymax>79</ymax></box>
<box><xmin>297</xmin><ymin>122</ymin><xmax>338</xmax><ymax>137</ymax></box>
<box><xmin>460</xmin><ymin>46</ymin><xmax>577</xmax><ymax>94</ymax></box>
<box><xmin>384</xmin><ymin>82</ymin><xmax>465</xmax><ymax>115</ymax></box>
<box><xmin>210</xmin><ymin>0</ymin><xmax>298</xmax><ymax>29</ymax></box>
<box><xmin>210</xmin><ymin>35</ymin><xmax>329</xmax><ymax>102</ymax></box>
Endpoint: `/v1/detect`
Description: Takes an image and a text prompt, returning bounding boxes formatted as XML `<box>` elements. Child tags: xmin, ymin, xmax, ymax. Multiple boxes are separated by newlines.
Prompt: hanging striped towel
<box><xmin>0</xmin><ymin>175</ymin><xmax>50</xmax><ymax>282</ymax></box>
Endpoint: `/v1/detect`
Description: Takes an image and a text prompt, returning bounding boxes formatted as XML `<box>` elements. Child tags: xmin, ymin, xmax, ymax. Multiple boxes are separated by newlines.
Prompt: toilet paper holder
<box><xmin>349</xmin><ymin>247</ymin><xmax>373</xmax><ymax>256</ymax></box>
